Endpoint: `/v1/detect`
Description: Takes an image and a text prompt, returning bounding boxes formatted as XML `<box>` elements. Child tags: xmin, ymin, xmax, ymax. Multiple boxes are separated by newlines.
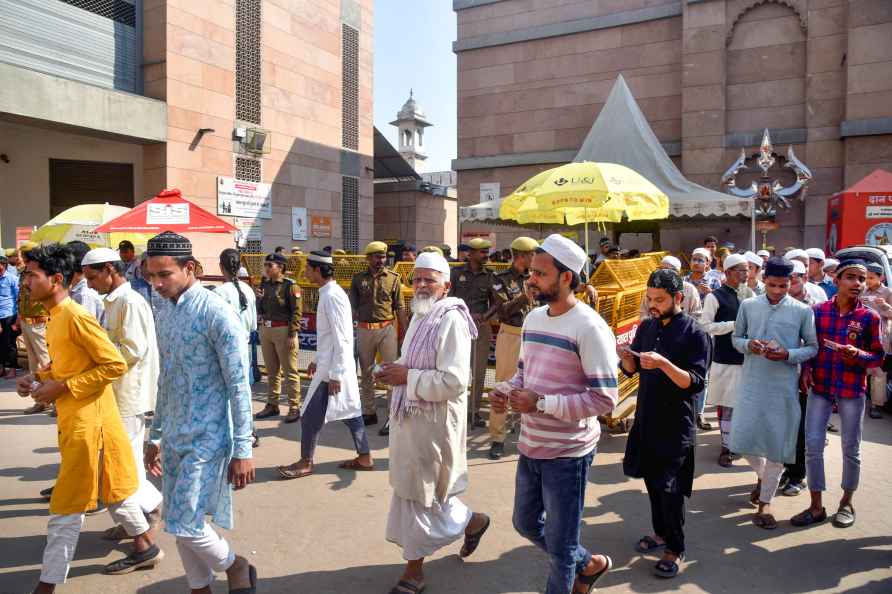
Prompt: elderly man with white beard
<box><xmin>374</xmin><ymin>251</ymin><xmax>491</xmax><ymax>594</ymax></box>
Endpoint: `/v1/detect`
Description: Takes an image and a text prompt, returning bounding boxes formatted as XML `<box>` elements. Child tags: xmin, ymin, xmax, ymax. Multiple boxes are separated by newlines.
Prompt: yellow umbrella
<box><xmin>30</xmin><ymin>204</ymin><xmax>152</xmax><ymax>251</ymax></box>
<box><xmin>499</xmin><ymin>162</ymin><xmax>669</xmax><ymax>255</ymax></box>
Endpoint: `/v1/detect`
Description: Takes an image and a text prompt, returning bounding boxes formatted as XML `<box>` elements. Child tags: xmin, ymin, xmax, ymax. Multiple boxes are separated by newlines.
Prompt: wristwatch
<box><xmin>536</xmin><ymin>395</ymin><xmax>546</xmax><ymax>412</ymax></box>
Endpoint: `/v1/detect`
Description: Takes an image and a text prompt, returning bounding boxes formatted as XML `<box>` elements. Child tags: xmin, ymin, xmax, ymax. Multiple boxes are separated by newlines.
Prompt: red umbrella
<box><xmin>95</xmin><ymin>188</ymin><xmax>238</xmax><ymax>234</ymax></box>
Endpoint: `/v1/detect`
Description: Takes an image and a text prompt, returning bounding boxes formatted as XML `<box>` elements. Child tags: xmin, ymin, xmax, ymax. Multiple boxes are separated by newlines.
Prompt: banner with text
<box><xmin>217</xmin><ymin>176</ymin><xmax>272</xmax><ymax>219</ymax></box>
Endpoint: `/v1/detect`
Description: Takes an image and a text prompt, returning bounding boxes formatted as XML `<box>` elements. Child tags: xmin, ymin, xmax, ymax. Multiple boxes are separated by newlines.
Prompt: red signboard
<box><xmin>16</xmin><ymin>226</ymin><xmax>34</xmax><ymax>246</ymax></box>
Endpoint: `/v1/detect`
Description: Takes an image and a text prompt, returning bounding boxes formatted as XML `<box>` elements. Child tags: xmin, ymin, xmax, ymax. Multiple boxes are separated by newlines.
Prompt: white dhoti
<box><xmin>706</xmin><ymin>363</ymin><xmax>742</xmax><ymax>408</ymax></box>
<box><xmin>121</xmin><ymin>414</ymin><xmax>164</xmax><ymax>514</ymax></box>
<box><xmin>386</xmin><ymin>493</ymin><xmax>472</xmax><ymax>561</ymax></box>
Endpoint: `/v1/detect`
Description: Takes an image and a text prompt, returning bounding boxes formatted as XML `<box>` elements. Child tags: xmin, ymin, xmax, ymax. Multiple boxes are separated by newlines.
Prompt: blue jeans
<box><xmin>301</xmin><ymin>382</ymin><xmax>370</xmax><ymax>461</ymax></box>
<box><xmin>805</xmin><ymin>392</ymin><xmax>865</xmax><ymax>492</ymax></box>
<box><xmin>513</xmin><ymin>452</ymin><xmax>595</xmax><ymax>594</ymax></box>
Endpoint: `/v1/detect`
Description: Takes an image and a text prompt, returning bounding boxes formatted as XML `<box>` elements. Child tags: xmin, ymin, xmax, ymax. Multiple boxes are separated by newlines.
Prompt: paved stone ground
<box><xmin>1</xmin><ymin>378</ymin><xmax>890</xmax><ymax>594</ymax></box>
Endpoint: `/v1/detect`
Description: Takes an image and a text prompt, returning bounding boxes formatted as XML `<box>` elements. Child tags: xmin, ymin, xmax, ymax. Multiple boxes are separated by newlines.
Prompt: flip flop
<box><xmin>338</xmin><ymin>458</ymin><xmax>375</xmax><ymax>471</ymax></box>
<box><xmin>653</xmin><ymin>554</ymin><xmax>684</xmax><ymax>579</ymax></box>
<box><xmin>230</xmin><ymin>564</ymin><xmax>257</xmax><ymax>594</ymax></box>
<box><xmin>460</xmin><ymin>514</ymin><xmax>491</xmax><ymax>558</ymax></box>
<box><xmin>277</xmin><ymin>464</ymin><xmax>313</xmax><ymax>480</ymax></box>
<box><xmin>389</xmin><ymin>579</ymin><xmax>425</xmax><ymax>594</ymax></box>
<box><xmin>575</xmin><ymin>554</ymin><xmax>612</xmax><ymax>593</ymax></box>
<box><xmin>635</xmin><ymin>535</ymin><xmax>666</xmax><ymax>553</ymax></box>
<box><xmin>832</xmin><ymin>504</ymin><xmax>856</xmax><ymax>528</ymax></box>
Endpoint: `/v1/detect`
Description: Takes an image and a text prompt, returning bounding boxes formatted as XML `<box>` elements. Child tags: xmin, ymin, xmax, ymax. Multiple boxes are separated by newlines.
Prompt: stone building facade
<box><xmin>0</xmin><ymin>0</ymin><xmax>373</xmax><ymax>257</ymax></box>
<box><xmin>453</xmin><ymin>0</ymin><xmax>892</xmax><ymax>252</ymax></box>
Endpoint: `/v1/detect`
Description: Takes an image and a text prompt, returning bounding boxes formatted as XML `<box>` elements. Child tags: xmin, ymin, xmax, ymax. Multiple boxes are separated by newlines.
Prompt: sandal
<box><xmin>389</xmin><ymin>579</ymin><xmax>425</xmax><ymax>594</ymax></box>
<box><xmin>752</xmin><ymin>513</ymin><xmax>778</xmax><ymax>530</ymax></box>
<box><xmin>575</xmin><ymin>554</ymin><xmax>612</xmax><ymax>592</ymax></box>
<box><xmin>653</xmin><ymin>553</ymin><xmax>684</xmax><ymax>579</ymax></box>
<box><xmin>338</xmin><ymin>458</ymin><xmax>375</xmax><ymax>471</ymax></box>
<box><xmin>832</xmin><ymin>504</ymin><xmax>856</xmax><ymax>528</ymax></box>
<box><xmin>635</xmin><ymin>535</ymin><xmax>666</xmax><ymax>554</ymax></box>
<box><xmin>460</xmin><ymin>514</ymin><xmax>491</xmax><ymax>558</ymax></box>
<box><xmin>718</xmin><ymin>448</ymin><xmax>733</xmax><ymax>468</ymax></box>
<box><xmin>277</xmin><ymin>463</ymin><xmax>313</xmax><ymax>480</ymax></box>
<box><xmin>230</xmin><ymin>563</ymin><xmax>257</xmax><ymax>594</ymax></box>
<box><xmin>790</xmin><ymin>507</ymin><xmax>827</xmax><ymax>527</ymax></box>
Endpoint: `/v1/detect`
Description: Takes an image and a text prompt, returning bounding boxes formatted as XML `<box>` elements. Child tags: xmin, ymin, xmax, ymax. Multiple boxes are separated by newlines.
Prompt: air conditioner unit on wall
<box><xmin>244</xmin><ymin>128</ymin><xmax>271</xmax><ymax>155</ymax></box>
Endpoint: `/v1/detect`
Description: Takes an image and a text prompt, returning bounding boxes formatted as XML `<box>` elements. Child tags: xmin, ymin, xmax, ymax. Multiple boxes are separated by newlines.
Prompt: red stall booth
<box><xmin>826</xmin><ymin>169</ymin><xmax>892</xmax><ymax>253</ymax></box>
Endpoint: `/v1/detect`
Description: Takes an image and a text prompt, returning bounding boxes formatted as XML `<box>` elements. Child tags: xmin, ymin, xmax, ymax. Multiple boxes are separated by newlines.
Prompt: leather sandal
<box><xmin>576</xmin><ymin>555</ymin><xmax>612</xmax><ymax>592</ymax></box>
<box><xmin>752</xmin><ymin>513</ymin><xmax>778</xmax><ymax>530</ymax></box>
<box><xmin>790</xmin><ymin>507</ymin><xmax>827</xmax><ymax>527</ymax></box>
<box><xmin>460</xmin><ymin>514</ymin><xmax>491</xmax><ymax>558</ymax></box>
<box><xmin>338</xmin><ymin>458</ymin><xmax>374</xmax><ymax>471</ymax></box>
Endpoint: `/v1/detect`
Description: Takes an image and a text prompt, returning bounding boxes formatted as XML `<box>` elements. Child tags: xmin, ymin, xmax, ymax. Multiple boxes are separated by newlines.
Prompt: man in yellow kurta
<box><xmin>16</xmin><ymin>243</ymin><xmax>162</xmax><ymax>593</ymax></box>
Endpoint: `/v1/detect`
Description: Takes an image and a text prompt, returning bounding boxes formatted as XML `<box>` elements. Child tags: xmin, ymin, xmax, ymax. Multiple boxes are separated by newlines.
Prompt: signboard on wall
<box><xmin>217</xmin><ymin>176</ymin><xmax>272</xmax><ymax>219</ymax></box>
<box><xmin>292</xmin><ymin>207</ymin><xmax>308</xmax><ymax>241</ymax></box>
<box><xmin>479</xmin><ymin>182</ymin><xmax>500</xmax><ymax>202</ymax></box>
<box><xmin>311</xmin><ymin>215</ymin><xmax>332</xmax><ymax>238</ymax></box>
<box><xmin>16</xmin><ymin>226</ymin><xmax>35</xmax><ymax>246</ymax></box>
<box><xmin>235</xmin><ymin>217</ymin><xmax>263</xmax><ymax>241</ymax></box>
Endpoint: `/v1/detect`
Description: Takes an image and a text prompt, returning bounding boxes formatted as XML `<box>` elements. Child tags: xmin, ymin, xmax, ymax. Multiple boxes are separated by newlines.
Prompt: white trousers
<box><xmin>175</xmin><ymin>523</ymin><xmax>236</xmax><ymax>589</ymax></box>
<box><xmin>386</xmin><ymin>493</ymin><xmax>472</xmax><ymax>561</ymax></box>
<box><xmin>121</xmin><ymin>414</ymin><xmax>164</xmax><ymax>514</ymax></box>
<box><xmin>40</xmin><ymin>499</ymin><xmax>148</xmax><ymax>584</ymax></box>
<box><xmin>745</xmin><ymin>455</ymin><xmax>785</xmax><ymax>504</ymax></box>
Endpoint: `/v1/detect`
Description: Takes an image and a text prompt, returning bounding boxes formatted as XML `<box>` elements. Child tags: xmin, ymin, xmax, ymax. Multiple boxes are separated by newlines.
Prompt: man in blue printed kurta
<box><xmin>144</xmin><ymin>232</ymin><xmax>257</xmax><ymax>594</ymax></box>
<box><xmin>730</xmin><ymin>257</ymin><xmax>818</xmax><ymax>530</ymax></box>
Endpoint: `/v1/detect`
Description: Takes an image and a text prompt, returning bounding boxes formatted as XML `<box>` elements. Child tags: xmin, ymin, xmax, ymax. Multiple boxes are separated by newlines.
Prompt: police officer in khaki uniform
<box><xmin>255</xmin><ymin>252</ymin><xmax>302</xmax><ymax>423</ymax></box>
<box><xmin>449</xmin><ymin>237</ymin><xmax>496</xmax><ymax>428</ymax></box>
<box><xmin>350</xmin><ymin>241</ymin><xmax>407</xmax><ymax>429</ymax></box>
<box><xmin>486</xmin><ymin>237</ymin><xmax>539</xmax><ymax>459</ymax></box>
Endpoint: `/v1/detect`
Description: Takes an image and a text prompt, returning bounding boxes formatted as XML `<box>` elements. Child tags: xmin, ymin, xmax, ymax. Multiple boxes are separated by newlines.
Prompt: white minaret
<box><xmin>390</xmin><ymin>89</ymin><xmax>431</xmax><ymax>174</ymax></box>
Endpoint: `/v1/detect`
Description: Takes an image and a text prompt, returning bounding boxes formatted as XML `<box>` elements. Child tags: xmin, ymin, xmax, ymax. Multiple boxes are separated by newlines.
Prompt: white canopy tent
<box><xmin>460</xmin><ymin>74</ymin><xmax>750</xmax><ymax>222</ymax></box>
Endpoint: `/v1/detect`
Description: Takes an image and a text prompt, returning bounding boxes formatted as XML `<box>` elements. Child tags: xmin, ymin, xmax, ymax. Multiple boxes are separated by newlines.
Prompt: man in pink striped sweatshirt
<box><xmin>491</xmin><ymin>234</ymin><xmax>618</xmax><ymax>594</ymax></box>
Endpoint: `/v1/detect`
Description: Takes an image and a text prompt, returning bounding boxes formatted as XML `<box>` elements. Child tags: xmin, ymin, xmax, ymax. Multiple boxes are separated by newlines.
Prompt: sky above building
<box><xmin>374</xmin><ymin>0</ymin><xmax>457</xmax><ymax>173</ymax></box>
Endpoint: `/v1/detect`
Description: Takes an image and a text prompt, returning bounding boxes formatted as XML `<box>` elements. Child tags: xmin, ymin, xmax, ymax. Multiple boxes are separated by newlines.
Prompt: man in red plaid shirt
<box><xmin>792</xmin><ymin>259</ymin><xmax>883</xmax><ymax>529</ymax></box>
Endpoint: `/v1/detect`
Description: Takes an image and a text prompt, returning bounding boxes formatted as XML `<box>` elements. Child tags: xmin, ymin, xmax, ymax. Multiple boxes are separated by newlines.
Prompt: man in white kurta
<box><xmin>376</xmin><ymin>252</ymin><xmax>491</xmax><ymax>594</ymax></box>
<box><xmin>82</xmin><ymin>248</ymin><xmax>164</xmax><ymax>541</ymax></box>
<box><xmin>701</xmin><ymin>253</ymin><xmax>750</xmax><ymax>467</ymax></box>
<box><xmin>275</xmin><ymin>251</ymin><xmax>371</xmax><ymax>479</ymax></box>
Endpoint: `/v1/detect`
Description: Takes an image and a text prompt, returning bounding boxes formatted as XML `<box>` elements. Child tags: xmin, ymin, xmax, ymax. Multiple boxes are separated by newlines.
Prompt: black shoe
<box><xmin>363</xmin><ymin>413</ymin><xmax>379</xmax><ymax>426</ymax></box>
<box><xmin>378</xmin><ymin>419</ymin><xmax>390</xmax><ymax>436</ymax></box>
<box><xmin>696</xmin><ymin>415</ymin><xmax>712</xmax><ymax>431</ymax></box>
<box><xmin>869</xmin><ymin>406</ymin><xmax>883</xmax><ymax>419</ymax></box>
<box><xmin>283</xmin><ymin>407</ymin><xmax>301</xmax><ymax>423</ymax></box>
<box><xmin>40</xmin><ymin>486</ymin><xmax>54</xmax><ymax>500</ymax></box>
<box><xmin>104</xmin><ymin>544</ymin><xmax>164</xmax><ymax>575</ymax></box>
<box><xmin>251</xmin><ymin>431</ymin><xmax>260</xmax><ymax>448</ymax></box>
<box><xmin>472</xmin><ymin>413</ymin><xmax>486</xmax><ymax>429</ymax></box>
<box><xmin>488</xmin><ymin>442</ymin><xmax>504</xmax><ymax>460</ymax></box>
<box><xmin>254</xmin><ymin>404</ymin><xmax>280</xmax><ymax>419</ymax></box>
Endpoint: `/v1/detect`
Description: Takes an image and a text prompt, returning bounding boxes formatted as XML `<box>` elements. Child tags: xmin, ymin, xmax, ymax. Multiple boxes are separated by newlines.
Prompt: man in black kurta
<box><xmin>619</xmin><ymin>270</ymin><xmax>711</xmax><ymax>579</ymax></box>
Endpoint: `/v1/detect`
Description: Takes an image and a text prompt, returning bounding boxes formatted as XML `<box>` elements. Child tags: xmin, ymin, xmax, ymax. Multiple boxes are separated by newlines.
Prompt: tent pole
<box><xmin>585</xmin><ymin>210</ymin><xmax>590</xmax><ymax>275</ymax></box>
<box><xmin>750</xmin><ymin>200</ymin><xmax>756</xmax><ymax>252</ymax></box>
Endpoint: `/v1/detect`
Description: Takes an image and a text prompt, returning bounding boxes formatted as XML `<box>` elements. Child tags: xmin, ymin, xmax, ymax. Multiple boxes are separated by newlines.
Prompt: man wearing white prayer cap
<box><xmin>806</xmin><ymin>248</ymin><xmax>827</xmax><ymax>286</ymax></box>
<box><xmin>820</xmin><ymin>258</ymin><xmax>839</xmax><ymax>299</ymax></box>
<box><xmin>378</xmin><ymin>249</ymin><xmax>491</xmax><ymax>594</ymax></box>
<box><xmin>743</xmin><ymin>251</ymin><xmax>765</xmax><ymax>296</ymax></box>
<box><xmin>757</xmin><ymin>249</ymin><xmax>770</xmax><ymax>261</ymax></box>
<box><xmin>701</xmin><ymin>251</ymin><xmax>749</xmax><ymax>467</ymax></box>
<box><xmin>784</xmin><ymin>249</ymin><xmax>828</xmax><ymax>304</ymax></box>
<box><xmin>492</xmin><ymin>233</ymin><xmax>618</xmax><ymax>593</ymax></box>
<box><xmin>686</xmin><ymin>247</ymin><xmax>722</xmax><ymax>298</ymax></box>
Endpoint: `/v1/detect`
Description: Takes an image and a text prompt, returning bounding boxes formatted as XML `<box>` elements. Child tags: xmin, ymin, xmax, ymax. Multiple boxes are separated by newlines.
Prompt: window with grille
<box><xmin>341</xmin><ymin>24</ymin><xmax>359</xmax><ymax>150</ymax></box>
<box><xmin>60</xmin><ymin>0</ymin><xmax>136</xmax><ymax>26</ymax></box>
<box><xmin>236</xmin><ymin>0</ymin><xmax>262</xmax><ymax>124</ymax></box>
<box><xmin>342</xmin><ymin>176</ymin><xmax>359</xmax><ymax>252</ymax></box>
<box><xmin>235</xmin><ymin>157</ymin><xmax>261</xmax><ymax>182</ymax></box>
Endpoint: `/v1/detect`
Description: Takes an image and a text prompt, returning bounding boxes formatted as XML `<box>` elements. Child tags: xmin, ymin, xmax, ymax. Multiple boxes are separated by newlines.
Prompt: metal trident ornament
<box><xmin>721</xmin><ymin>129</ymin><xmax>813</xmax><ymax>216</ymax></box>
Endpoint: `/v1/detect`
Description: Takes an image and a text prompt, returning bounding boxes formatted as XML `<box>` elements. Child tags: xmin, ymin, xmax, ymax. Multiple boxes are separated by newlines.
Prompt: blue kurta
<box><xmin>729</xmin><ymin>295</ymin><xmax>818</xmax><ymax>463</ymax></box>
<box><xmin>149</xmin><ymin>282</ymin><xmax>253</xmax><ymax>536</ymax></box>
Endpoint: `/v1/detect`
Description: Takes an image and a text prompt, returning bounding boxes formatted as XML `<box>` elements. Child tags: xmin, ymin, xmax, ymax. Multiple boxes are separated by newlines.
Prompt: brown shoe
<box><xmin>254</xmin><ymin>404</ymin><xmax>280</xmax><ymax>419</ymax></box>
<box><xmin>284</xmin><ymin>407</ymin><xmax>301</xmax><ymax>423</ymax></box>
<box><xmin>23</xmin><ymin>403</ymin><xmax>47</xmax><ymax>415</ymax></box>
<box><xmin>718</xmin><ymin>447</ymin><xmax>733</xmax><ymax>468</ymax></box>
